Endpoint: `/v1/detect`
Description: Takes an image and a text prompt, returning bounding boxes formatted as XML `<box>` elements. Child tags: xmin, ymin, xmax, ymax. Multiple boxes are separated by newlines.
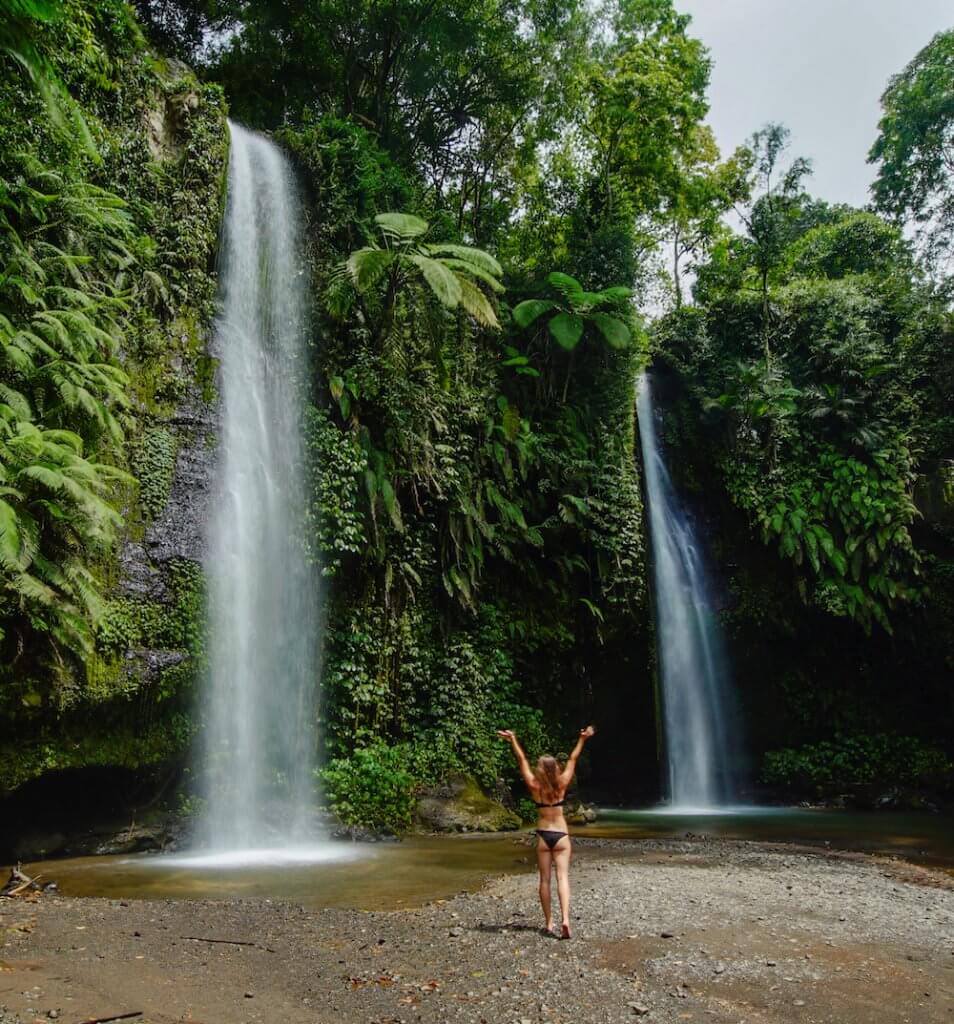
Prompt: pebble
<box><xmin>660</xmin><ymin>932</ymin><xmax>674</xmax><ymax>939</ymax></box>
<box><xmin>629</xmin><ymin>1004</ymin><xmax>650</xmax><ymax>1016</ymax></box>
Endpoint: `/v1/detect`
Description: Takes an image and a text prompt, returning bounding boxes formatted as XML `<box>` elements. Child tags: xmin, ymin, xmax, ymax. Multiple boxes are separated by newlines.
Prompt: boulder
<box><xmin>416</xmin><ymin>775</ymin><xmax>521</xmax><ymax>832</ymax></box>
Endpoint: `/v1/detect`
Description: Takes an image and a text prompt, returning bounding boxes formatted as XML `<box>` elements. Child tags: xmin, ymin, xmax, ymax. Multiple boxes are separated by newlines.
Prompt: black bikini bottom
<box><xmin>536</xmin><ymin>829</ymin><xmax>568</xmax><ymax>850</ymax></box>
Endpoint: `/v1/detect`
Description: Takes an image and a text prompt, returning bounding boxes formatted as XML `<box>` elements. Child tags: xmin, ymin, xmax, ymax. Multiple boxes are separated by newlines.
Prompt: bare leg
<box><xmin>552</xmin><ymin>838</ymin><xmax>572</xmax><ymax>937</ymax></box>
<box><xmin>536</xmin><ymin>841</ymin><xmax>554</xmax><ymax>932</ymax></box>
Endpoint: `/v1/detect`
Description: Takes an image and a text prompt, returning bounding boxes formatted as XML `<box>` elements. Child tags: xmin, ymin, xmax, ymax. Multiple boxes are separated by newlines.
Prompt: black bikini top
<box><xmin>534</xmin><ymin>798</ymin><xmax>565</xmax><ymax>808</ymax></box>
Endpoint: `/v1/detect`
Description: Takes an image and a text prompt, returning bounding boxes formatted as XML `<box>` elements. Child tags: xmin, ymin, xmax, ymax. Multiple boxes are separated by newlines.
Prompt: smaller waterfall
<box><xmin>636</xmin><ymin>373</ymin><xmax>741</xmax><ymax>809</ymax></box>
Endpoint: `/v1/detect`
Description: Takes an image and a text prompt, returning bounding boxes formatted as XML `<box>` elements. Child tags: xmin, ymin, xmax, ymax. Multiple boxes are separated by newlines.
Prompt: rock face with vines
<box><xmin>0</xmin><ymin>0</ymin><xmax>228</xmax><ymax>792</ymax></box>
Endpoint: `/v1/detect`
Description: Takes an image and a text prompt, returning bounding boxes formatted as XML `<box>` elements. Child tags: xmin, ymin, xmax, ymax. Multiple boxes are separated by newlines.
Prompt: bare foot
<box><xmin>561</xmin><ymin>923</ymin><xmax>572</xmax><ymax>940</ymax></box>
<box><xmin>542</xmin><ymin>923</ymin><xmax>557</xmax><ymax>937</ymax></box>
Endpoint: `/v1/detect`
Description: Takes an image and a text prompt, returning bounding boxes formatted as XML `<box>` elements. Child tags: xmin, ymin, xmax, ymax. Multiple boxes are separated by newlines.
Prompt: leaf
<box><xmin>407</xmin><ymin>255</ymin><xmax>462</xmax><ymax>309</ymax></box>
<box><xmin>425</xmin><ymin>244</ymin><xmax>502</xmax><ymax>278</ymax></box>
<box><xmin>436</xmin><ymin>258</ymin><xmax>505</xmax><ymax>293</ymax></box>
<box><xmin>380</xmin><ymin>479</ymin><xmax>404</xmax><ymax>532</ymax></box>
<box><xmin>346</xmin><ymin>247</ymin><xmax>393</xmax><ymax>292</ymax></box>
<box><xmin>548</xmin><ymin>312</ymin><xmax>584</xmax><ymax>351</ymax></box>
<box><xmin>546</xmin><ymin>272</ymin><xmax>583</xmax><ymax>296</ymax></box>
<box><xmin>457</xmin><ymin>277</ymin><xmax>500</xmax><ymax>328</ymax></box>
<box><xmin>597</xmin><ymin>285</ymin><xmax>633</xmax><ymax>301</ymax></box>
<box><xmin>512</xmin><ymin>299</ymin><xmax>556</xmax><ymax>328</ymax></box>
<box><xmin>375</xmin><ymin>212</ymin><xmax>429</xmax><ymax>239</ymax></box>
<box><xmin>590</xmin><ymin>313</ymin><xmax>630</xmax><ymax>349</ymax></box>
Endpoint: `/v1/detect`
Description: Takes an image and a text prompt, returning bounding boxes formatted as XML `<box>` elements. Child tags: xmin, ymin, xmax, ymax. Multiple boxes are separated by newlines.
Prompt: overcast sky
<box><xmin>677</xmin><ymin>1</ymin><xmax>953</xmax><ymax>208</ymax></box>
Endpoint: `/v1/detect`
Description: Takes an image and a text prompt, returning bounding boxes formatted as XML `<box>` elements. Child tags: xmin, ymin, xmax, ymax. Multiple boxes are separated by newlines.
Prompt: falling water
<box><xmin>197</xmin><ymin>121</ymin><xmax>321</xmax><ymax>855</ymax></box>
<box><xmin>636</xmin><ymin>373</ymin><xmax>741</xmax><ymax>809</ymax></box>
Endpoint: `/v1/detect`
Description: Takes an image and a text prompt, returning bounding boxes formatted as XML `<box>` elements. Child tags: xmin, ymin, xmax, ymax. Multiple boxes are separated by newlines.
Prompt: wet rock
<box><xmin>416</xmin><ymin>775</ymin><xmax>521</xmax><ymax>832</ymax></box>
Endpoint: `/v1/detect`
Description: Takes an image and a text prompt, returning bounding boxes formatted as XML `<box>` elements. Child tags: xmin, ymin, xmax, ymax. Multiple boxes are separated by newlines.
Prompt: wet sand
<box><xmin>2</xmin><ymin>837</ymin><xmax>953</xmax><ymax>1024</ymax></box>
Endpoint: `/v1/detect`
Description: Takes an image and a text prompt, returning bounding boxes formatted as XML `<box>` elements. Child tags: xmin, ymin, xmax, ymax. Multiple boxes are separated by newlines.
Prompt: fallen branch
<box><xmin>1</xmin><ymin>864</ymin><xmax>44</xmax><ymax>898</ymax></box>
<box><xmin>180</xmin><ymin>935</ymin><xmax>274</xmax><ymax>952</ymax></box>
<box><xmin>76</xmin><ymin>1012</ymin><xmax>143</xmax><ymax>1024</ymax></box>
<box><xmin>180</xmin><ymin>935</ymin><xmax>256</xmax><ymax>947</ymax></box>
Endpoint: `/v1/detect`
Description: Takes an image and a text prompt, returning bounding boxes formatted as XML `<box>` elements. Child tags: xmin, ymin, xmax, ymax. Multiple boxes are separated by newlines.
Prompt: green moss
<box><xmin>131</xmin><ymin>426</ymin><xmax>178</xmax><ymax>521</ymax></box>
<box><xmin>0</xmin><ymin>713</ymin><xmax>196</xmax><ymax>796</ymax></box>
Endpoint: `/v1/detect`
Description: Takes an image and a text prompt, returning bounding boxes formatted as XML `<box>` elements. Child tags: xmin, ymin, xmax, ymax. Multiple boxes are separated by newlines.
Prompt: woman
<box><xmin>497</xmin><ymin>725</ymin><xmax>595</xmax><ymax>939</ymax></box>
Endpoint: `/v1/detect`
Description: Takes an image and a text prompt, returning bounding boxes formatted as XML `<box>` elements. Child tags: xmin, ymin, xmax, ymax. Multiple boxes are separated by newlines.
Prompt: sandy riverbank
<box><xmin>1</xmin><ymin>838</ymin><xmax>952</xmax><ymax>1024</ymax></box>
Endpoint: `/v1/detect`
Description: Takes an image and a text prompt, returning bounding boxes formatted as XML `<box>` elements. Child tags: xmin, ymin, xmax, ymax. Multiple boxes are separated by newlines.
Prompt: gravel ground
<box><xmin>1</xmin><ymin>837</ymin><xmax>952</xmax><ymax>1024</ymax></box>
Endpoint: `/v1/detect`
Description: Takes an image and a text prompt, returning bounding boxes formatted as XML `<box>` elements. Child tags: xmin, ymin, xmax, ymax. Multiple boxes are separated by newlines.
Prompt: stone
<box><xmin>416</xmin><ymin>776</ymin><xmax>521</xmax><ymax>832</ymax></box>
<box><xmin>629</xmin><ymin>1004</ymin><xmax>650</xmax><ymax>1016</ymax></box>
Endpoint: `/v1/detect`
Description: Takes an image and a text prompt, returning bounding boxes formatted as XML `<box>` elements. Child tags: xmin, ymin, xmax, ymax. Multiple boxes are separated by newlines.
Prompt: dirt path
<box><xmin>1</xmin><ymin>839</ymin><xmax>952</xmax><ymax>1024</ymax></box>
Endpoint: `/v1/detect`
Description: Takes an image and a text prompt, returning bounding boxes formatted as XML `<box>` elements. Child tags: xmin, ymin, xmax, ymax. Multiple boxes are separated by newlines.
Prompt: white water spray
<box><xmin>636</xmin><ymin>373</ymin><xmax>741</xmax><ymax>808</ymax></box>
<box><xmin>197</xmin><ymin>121</ymin><xmax>322</xmax><ymax>853</ymax></box>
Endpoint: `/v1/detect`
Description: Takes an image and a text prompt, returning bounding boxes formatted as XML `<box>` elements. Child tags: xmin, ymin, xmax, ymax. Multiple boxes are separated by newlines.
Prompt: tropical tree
<box><xmin>341</xmin><ymin>212</ymin><xmax>505</xmax><ymax>334</ymax></box>
<box><xmin>513</xmin><ymin>272</ymin><xmax>632</xmax><ymax>352</ymax></box>
<box><xmin>734</xmin><ymin>124</ymin><xmax>812</xmax><ymax>364</ymax></box>
<box><xmin>512</xmin><ymin>272</ymin><xmax>634</xmax><ymax>403</ymax></box>
<box><xmin>869</xmin><ymin>28</ymin><xmax>954</xmax><ymax>282</ymax></box>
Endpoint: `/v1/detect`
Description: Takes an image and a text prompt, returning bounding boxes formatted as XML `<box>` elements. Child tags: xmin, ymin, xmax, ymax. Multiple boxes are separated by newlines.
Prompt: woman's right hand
<box><xmin>580</xmin><ymin>725</ymin><xmax>595</xmax><ymax>739</ymax></box>
<box><xmin>496</xmin><ymin>729</ymin><xmax>515</xmax><ymax>741</ymax></box>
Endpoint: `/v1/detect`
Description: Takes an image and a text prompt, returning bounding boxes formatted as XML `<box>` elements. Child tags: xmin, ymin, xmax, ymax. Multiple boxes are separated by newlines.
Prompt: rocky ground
<box><xmin>1</xmin><ymin>837</ymin><xmax>952</xmax><ymax>1024</ymax></box>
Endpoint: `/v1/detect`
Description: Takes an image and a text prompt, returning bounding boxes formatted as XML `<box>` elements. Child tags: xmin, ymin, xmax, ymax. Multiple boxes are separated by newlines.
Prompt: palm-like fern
<box><xmin>512</xmin><ymin>273</ymin><xmax>633</xmax><ymax>351</ymax></box>
<box><xmin>341</xmin><ymin>212</ymin><xmax>505</xmax><ymax>331</ymax></box>
<box><xmin>0</xmin><ymin>420</ymin><xmax>132</xmax><ymax>655</ymax></box>
<box><xmin>1</xmin><ymin>153</ymin><xmax>140</xmax><ymax>665</ymax></box>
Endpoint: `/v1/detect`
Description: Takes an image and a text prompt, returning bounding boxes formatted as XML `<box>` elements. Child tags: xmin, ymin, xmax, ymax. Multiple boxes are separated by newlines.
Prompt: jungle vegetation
<box><xmin>1</xmin><ymin>0</ymin><xmax>952</xmax><ymax>829</ymax></box>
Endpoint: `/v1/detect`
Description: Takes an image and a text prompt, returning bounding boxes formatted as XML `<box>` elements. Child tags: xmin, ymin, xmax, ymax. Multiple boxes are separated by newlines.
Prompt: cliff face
<box><xmin>0</xmin><ymin>4</ymin><xmax>228</xmax><ymax>797</ymax></box>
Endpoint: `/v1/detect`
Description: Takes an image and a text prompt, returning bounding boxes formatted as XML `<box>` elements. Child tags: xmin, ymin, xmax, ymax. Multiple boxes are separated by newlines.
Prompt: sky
<box><xmin>677</xmin><ymin>0</ymin><xmax>953</xmax><ymax>208</ymax></box>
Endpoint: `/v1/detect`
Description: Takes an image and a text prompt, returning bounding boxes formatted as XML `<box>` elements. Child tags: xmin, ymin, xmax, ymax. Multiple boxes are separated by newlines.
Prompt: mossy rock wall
<box><xmin>0</xmin><ymin>5</ymin><xmax>228</xmax><ymax>796</ymax></box>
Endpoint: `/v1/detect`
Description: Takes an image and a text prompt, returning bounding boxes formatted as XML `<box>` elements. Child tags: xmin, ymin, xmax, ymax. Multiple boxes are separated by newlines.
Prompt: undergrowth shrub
<box><xmin>762</xmin><ymin>733</ymin><xmax>952</xmax><ymax>794</ymax></box>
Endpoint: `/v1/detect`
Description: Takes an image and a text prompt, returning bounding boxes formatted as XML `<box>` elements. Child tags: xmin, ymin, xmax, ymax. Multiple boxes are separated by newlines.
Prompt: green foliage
<box><xmin>763</xmin><ymin>734</ymin><xmax>953</xmax><ymax>794</ymax></box>
<box><xmin>321</xmin><ymin>742</ymin><xmax>416</xmax><ymax>832</ymax></box>
<box><xmin>513</xmin><ymin>273</ymin><xmax>633</xmax><ymax>352</ymax></box>
<box><xmin>0</xmin><ymin>711</ymin><xmax>195</xmax><ymax>795</ymax></box>
<box><xmin>340</xmin><ymin>212</ymin><xmax>504</xmax><ymax>330</ymax></box>
<box><xmin>303</xmin><ymin>405</ymin><xmax>368</xmax><ymax>574</ymax></box>
<box><xmin>0</xmin><ymin>0</ymin><xmax>227</xmax><ymax>787</ymax></box>
<box><xmin>131</xmin><ymin>426</ymin><xmax>177</xmax><ymax>521</ymax></box>
<box><xmin>869</xmin><ymin>28</ymin><xmax>954</xmax><ymax>278</ymax></box>
<box><xmin>659</xmin><ymin>193</ymin><xmax>945</xmax><ymax>632</ymax></box>
<box><xmin>0</xmin><ymin>0</ymin><xmax>95</xmax><ymax>151</ymax></box>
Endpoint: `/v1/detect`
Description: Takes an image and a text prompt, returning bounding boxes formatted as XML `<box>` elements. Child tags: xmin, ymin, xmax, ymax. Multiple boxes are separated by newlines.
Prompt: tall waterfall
<box><xmin>636</xmin><ymin>373</ymin><xmax>740</xmax><ymax>809</ymax></box>
<box><xmin>197</xmin><ymin>121</ymin><xmax>320</xmax><ymax>853</ymax></box>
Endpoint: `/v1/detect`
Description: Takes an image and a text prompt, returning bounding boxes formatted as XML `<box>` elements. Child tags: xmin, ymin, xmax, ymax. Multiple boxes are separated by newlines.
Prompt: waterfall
<box><xmin>197</xmin><ymin>121</ymin><xmax>321</xmax><ymax>854</ymax></box>
<box><xmin>636</xmin><ymin>373</ymin><xmax>741</xmax><ymax>809</ymax></box>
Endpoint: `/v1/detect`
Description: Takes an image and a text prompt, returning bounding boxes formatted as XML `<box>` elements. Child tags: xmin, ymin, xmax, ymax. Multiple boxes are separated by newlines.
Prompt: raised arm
<box><xmin>559</xmin><ymin>725</ymin><xmax>595</xmax><ymax>789</ymax></box>
<box><xmin>497</xmin><ymin>729</ymin><xmax>538</xmax><ymax>793</ymax></box>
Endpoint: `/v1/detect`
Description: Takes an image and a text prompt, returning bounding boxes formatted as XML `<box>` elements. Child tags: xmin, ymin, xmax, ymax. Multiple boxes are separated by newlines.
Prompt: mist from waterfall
<box><xmin>636</xmin><ymin>373</ymin><xmax>742</xmax><ymax>809</ymax></box>
<box><xmin>196</xmin><ymin>121</ymin><xmax>321</xmax><ymax>853</ymax></box>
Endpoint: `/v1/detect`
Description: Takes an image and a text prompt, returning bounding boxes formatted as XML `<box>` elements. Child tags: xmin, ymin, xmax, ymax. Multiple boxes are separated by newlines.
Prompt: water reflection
<box><xmin>23</xmin><ymin>809</ymin><xmax>954</xmax><ymax>912</ymax></box>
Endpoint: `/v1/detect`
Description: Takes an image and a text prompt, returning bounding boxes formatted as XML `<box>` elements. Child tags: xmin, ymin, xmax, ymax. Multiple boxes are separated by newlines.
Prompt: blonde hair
<box><xmin>534</xmin><ymin>755</ymin><xmax>562</xmax><ymax>803</ymax></box>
